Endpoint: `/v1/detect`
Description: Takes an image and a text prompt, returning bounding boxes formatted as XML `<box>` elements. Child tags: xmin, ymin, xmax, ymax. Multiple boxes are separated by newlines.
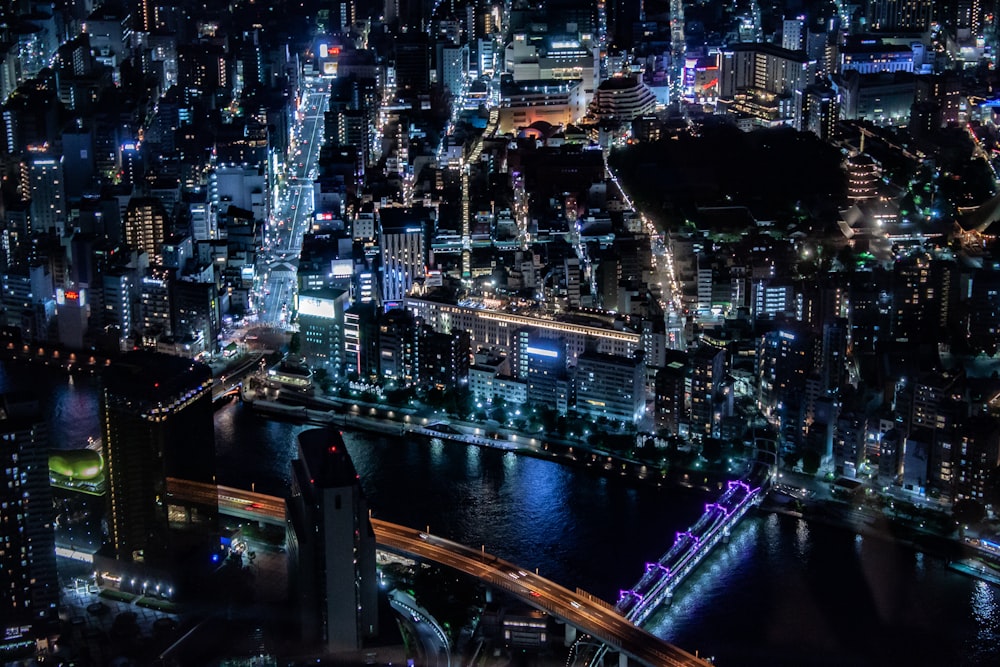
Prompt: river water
<box><xmin>7</xmin><ymin>364</ymin><xmax>999</xmax><ymax>667</ymax></box>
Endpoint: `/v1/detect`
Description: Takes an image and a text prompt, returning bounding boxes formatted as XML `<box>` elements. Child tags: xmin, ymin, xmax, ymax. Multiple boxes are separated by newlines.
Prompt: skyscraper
<box><xmin>378</xmin><ymin>207</ymin><xmax>429</xmax><ymax>304</ymax></box>
<box><xmin>23</xmin><ymin>151</ymin><xmax>66</xmax><ymax>236</ymax></box>
<box><xmin>0</xmin><ymin>393</ymin><xmax>57</xmax><ymax>660</ymax></box>
<box><xmin>287</xmin><ymin>428</ymin><xmax>378</xmax><ymax>653</ymax></box>
<box><xmin>101</xmin><ymin>352</ymin><xmax>216</xmax><ymax>566</ymax></box>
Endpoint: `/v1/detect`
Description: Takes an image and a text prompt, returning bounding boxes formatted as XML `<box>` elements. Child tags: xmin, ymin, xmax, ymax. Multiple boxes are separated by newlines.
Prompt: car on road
<box><xmin>529</xmin><ymin>590</ymin><xmax>541</xmax><ymax>598</ymax></box>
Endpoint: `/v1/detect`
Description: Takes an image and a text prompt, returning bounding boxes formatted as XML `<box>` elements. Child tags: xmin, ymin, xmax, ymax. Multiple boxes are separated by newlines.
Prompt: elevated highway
<box><xmin>372</xmin><ymin>520</ymin><xmax>711</xmax><ymax>667</ymax></box>
<box><xmin>167</xmin><ymin>479</ymin><xmax>712</xmax><ymax>667</ymax></box>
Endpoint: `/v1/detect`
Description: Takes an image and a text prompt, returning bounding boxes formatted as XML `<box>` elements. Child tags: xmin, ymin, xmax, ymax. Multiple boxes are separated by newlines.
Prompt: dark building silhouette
<box><xmin>101</xmin><ymin>352</ymin><xmax>217</xmax><ymax>565</ymax></box>
<box><xmin>287</xmin><ymin>428</ymin><xmax>378</xmax><ymax>653</ymax></box>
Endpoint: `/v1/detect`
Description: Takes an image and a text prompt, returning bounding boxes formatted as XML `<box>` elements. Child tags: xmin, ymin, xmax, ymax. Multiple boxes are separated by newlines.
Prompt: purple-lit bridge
<box><xmin>580</xmin><ymin>469</ymin><xmax>769</xmax><ymax>666</ymax></box>
<box><xmin>616</xmin><ymin>478</ymin><xmax>765</xmax><ymax>625</ymax></box>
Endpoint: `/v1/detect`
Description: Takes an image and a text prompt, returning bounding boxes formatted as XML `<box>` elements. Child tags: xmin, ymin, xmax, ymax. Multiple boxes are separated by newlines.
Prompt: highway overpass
<box><xmin>166</xmin><ymin>479</ymin><xmax>712</xmax><ymax>667</ymax></box>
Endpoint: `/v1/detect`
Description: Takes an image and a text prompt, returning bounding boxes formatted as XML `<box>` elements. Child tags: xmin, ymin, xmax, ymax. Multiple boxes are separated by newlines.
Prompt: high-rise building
<box><xmin>719</xmin><ymin>43</ymin><xmax>813</xmax><ymax>99</ymax></box>
<box><xmin>101</xmin><ymin>352</ymin><xmax>216</xmax><ymax>565</ymax></box>
<box><xmin>868</xmin><ymin>0</ymin><xmax>934</xmax><ymax>33</ymax></box>
<box><xmin>892</xmin><ymin>254</ymin><xmax>953</xmax><ymax>343</ymax></box>
<box><xmin>575</xmin><ymin>351</ymin><xmax>647</xmax><ymax>424</ymax></box>
<box><xmin>0</xmin><ymin>394</ymin><xmax>57</xmax><ymax>660</ymax></box>
<box><xmin>420</xmin><ymin>326</ymin><xmax>470</xmax><ymax>389</ymax></box>
<box><xmin>954</xmin><ymin>416</ymin><xmax>1000</xmax><ymax>502</ymax></box>
<box><xmin>655</xmin><ymin>351</ymin><xmax>689</xmax><ymax>436</ymax></box>
<box><xmin>298</xmin><ymin>288</ymin><xmax>350</xmax><ymax>372</ymax></box>
<box><xmin>795</xmin><ymin>84</ymin><xmax>840</xmax><ymax>141</ymax></box>
<box><xmin>23</xmin><ymin>151</ymin><xmax>66</xmax><ymax>236</ymax></box>
<box><xmin>517</xmin><ymin>331</ymin><xmax>569</xmax><ymax>415</ymax></box>
<box><xmin>782</xmin><ymin>17</ymin><xmax>805</xmax><ymax>51</ymax></box>
<box><xmin>138</xmin><ymin>267</ymin><xmax>172</xmax><ymax>345</ymax></box>
<box><xmin>690</xmin><ymin>343</ymin><xmax>726</xmax><ymax>440</ymax></box>
<box><xmin>287</xmin><ymin>428</ymin><xmax>378</xmax><ymax>653</ymax></box>
<box><xmin>124</xmin><ymin>197</ymin><xmax>169</xmax><ymax>264</ymax></box>
<box><xmin>101</xmin><ymin>268</ymin><xmax>135</xmax><ymax>349</ymax></box>
<box><xmin>393</xmin><ymin>33</ymin><xmax>432</xmax><ymax>97</ymax></box>
<box><xmin>55</xmin><ymin>286</ymin><xmax>90</xmax><ymax>349</ymax></box>
<box><xmin>170</xmin><ymin>279</ymin><xmax>221</xmax><ymax>352</ymax></box>
<box><xmin>378</xmin><ymin>307</ymin><xmax>420</xmax><ymax>385</ymax></box>
<box><xmin>439</xmin><ymin>43</ymin><xmax>469</xmax><ymax>97</ymax></box>
<box><xmin>379</xmin><ymin>207</ymin><xmax>429</xmax><ymax>304</ymax></box>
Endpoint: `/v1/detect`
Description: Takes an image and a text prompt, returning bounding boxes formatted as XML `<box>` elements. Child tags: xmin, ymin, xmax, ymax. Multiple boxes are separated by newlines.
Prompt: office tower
<box><xmin>170</xmin><ymin>279</ymin><xmax>221</xmax><ymax>352</ymax></box>
<box><xmin>795</xmin><ymin>84</ymin><xmax>840</xmax><ymax>141</ymax></box>
<box><xmin>439</xmin><ymin>43</ymin><xmax>469</xmax><ymax>97</ymax></box>
<box><xmin>782</xmin><ymin>18</ymin><xmax>805</xmax><ymax>51</ymax></box>
<box><xmin>575</xmin><ymin>351</ymin><xmax>647</xmax><ymax>425</ymax></box>
<box><xmin>101</xmin><ymin>267</ymin><xmax>135</xmax><ymax>350</ymax></box>
<box><xmin>0</xmin><ymin>394</ymin><xmax>57</xmax><ymax>660</ymax></box>
<box><xmin>954</xmin><ymin>416</ymin><xmax>1000</xmax><ymax>502</ymax></box>
<box><xmin>124</xmin><ymin>196</ymin><xmax>169</xmax><ymax>264</ymax></box>
<box><xmin>719</xmin><ymin>43</ymin><xmax>814</xmax><ymax>98</ymax></box>
<box><xmin>606</xmin><ymin>0</ymin><xmax>642</xmax><ymax>50</ymax></box>
<box><xmin>756</xmin><ymin>326</ymin><xmax>818</xmax><ymax>413</ymax></box>
<box><xmin>138</xmin><ymin>267</ymin><xmax>172</xmax><ymax>345</ymax></box>
<box><xmin>287</xmin><ymin>428</ymin><xmax>378</xmax><ymax>653</ymax></box>
<box><xmin>393</xmin><ymin>34</ymin><xmax>431</xmax><ymax>97</ymax></box>
<box><xmin>297</xmin><ymin>288</ymin><xmax>350</xmax><ymax>372</ymax></box>
<box><xmin>377</xmin><ymin>307</ymin><xmax>420</xmax><ymax>384</ymax></box>
<box><xmin>62</xmin><ymin>122</ymin><xmax>97</xmax><ymax>200</ymax></box>
<box><xmin>516</xmin><ymin>331</ymin><xmax>569</xmax><ymax>415</ymax></box>
<box><xmin>868</xmin><ymin>0</ymin><xmax>934</xmax><ymax>32</ymax></box>
<box><xmin>101</xmin><ymin>352</ymin><xmax>216</xmax><ymax>565</ymax></box>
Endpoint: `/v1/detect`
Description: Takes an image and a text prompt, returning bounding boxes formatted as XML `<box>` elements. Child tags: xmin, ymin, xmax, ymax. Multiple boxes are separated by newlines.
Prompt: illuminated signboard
<box><xmin>56</xmin><ymin>287</ymin><xmax>86</xmax><ymax>306</ymax></box>
<box><xmin>298</xmin><ymin>295</ymin><xmax>337</xmax><ymax>319</ymax></box>
<box><xmin>526</xmin><ymin>345</ymin><xmax>559</xmax><ymax>358</ymax></box>
<box><xmin>319</xmin><ymin>44</ymin><xmax>341</xmax><ymax>58</ymax></box>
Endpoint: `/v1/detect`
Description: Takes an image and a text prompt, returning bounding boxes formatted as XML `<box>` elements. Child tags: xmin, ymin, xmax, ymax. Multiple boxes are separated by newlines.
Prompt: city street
<box><xmin>257</xmin><ymin>78</ymin><xmax>330</xmax><ymax>327</ymax></box>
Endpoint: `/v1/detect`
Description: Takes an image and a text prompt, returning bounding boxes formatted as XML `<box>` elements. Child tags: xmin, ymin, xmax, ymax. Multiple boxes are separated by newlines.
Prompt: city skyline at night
<box><xmin>3</xmin><ymin>0</ymin><xmax>1000</xmax><ymax>665</ymax></box>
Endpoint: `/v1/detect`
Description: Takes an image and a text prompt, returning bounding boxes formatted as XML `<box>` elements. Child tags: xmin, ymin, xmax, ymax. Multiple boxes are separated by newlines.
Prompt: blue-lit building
<box><xmin>297</xmin><ymin>288</ymin><xmax>349</xmax><ymax>373</ymax></box>
<box><xmin>514</xmin><ymin>329</ymin><xmax>569</xmax><ymax>415</ymax></box>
